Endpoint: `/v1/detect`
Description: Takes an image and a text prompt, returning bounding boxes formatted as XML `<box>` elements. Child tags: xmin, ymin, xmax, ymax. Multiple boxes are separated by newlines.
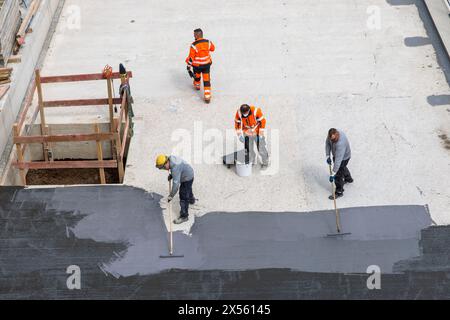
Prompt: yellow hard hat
<box><xmin>155</xmin><ymin>154</ymin><xmax>168</xmax><ymax>168</ymax></box>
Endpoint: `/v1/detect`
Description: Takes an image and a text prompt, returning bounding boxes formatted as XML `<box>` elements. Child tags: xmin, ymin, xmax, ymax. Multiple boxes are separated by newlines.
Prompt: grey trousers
<box><xmin>244</xmin><ymin>135</ymin><xmax>269</xmax><ymax>165</ymax></box>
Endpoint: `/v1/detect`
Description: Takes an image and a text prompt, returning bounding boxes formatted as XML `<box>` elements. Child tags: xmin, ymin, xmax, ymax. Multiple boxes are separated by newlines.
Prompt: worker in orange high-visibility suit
<box><xmin>186</xmin><ymin>28</ymin><xmax>215</xmax><ymax>103</ymax></box>
<box><xmin>234</xmin><ymin>104</ymin><xmax>269</xmax><ymax>167</ymax></box>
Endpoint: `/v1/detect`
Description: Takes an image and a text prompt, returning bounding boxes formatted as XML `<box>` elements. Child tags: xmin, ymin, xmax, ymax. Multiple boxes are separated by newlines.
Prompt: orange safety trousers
<box><xmin>193</xmin><ymin>64</ymin><xmax>211</xmax><ymax>100</ymax></box>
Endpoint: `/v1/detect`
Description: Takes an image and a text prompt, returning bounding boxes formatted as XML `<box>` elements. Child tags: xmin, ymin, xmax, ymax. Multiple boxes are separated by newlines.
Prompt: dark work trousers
<box><xmin>334</xmin><ymin>158</ymin><xmax>352</xmax><ymax>194</ymax></box>
<box><xmin>193</xmin><ymin>64</ymin><xmax>211</xmax><ymax>98</ymax></box>
<box><xmin>179</xmin><ymin>178</ymin><xmax>195</xmax><ymax>218</ymax></box>
<box><xmin>244</xmin><ymin>135</ymin><xmax>269</xmax><ymax>165</ymax></box>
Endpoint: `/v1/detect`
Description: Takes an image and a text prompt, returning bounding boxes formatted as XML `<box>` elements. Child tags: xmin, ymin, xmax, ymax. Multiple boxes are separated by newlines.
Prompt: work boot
<box><xmin>204</xmin><ymin>97</ymin><xmax>211</xmax><ymax>104</ymax></box>
<box><xmin>173</xmin><ymin>216</ymin><xmax>188</xmax><ymax>224</ymax></box>
<box><xmin>189</xmin><ymin>198</ymin><xmax>196</xmax><ymax>205</ymax></box>
<box><xmin>261</xmin><ymin>158</ymin><xmax>270</xmax><ymax>169</ymax></box>
<box><xmin>329</xmin><ymin>193</ymin><xmax>343</xmax><ymax>200</ymax></box>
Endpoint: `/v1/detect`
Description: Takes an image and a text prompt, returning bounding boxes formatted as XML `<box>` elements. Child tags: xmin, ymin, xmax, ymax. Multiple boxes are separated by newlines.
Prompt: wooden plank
<box><xmin>16</xmin><ymin>0</ymin><xmax>39</xmax><ymax>44</ymax></box>
<box><xmin>115</xmin><ymin>134</ymin><xmax>125</xmax><ymax>183</ymax></box>
<box><xmin>107</xmin><ymin>78</ymin><xmax>114</xmax><ymax>131</ymax></box>
<box><xmin>0</xmin><ymin>84</ymin><xmax>9</xmax><ymax>99</ymax></box>
<box><xmin>12</xmin><ymin>160</ymin><xmax>118</xmax><ymax>170</ymax></box>
<box><xmin>113</xmin><ymin>91</ymin><xmax>125</xmax><ymax>182</ymax></box>
<box><xmin>7</xmin><ymin>54</ymin><xmax>21</xmax><ymax>63</ymax></box>
<box><xmin>43</xmin><ymin>97</ymin><xmax>122</xmax><ymax>107</ymax></box>
<box><xmin>120</xmin><ymin>106</ymin><xmax>130</xmax><ymax>159</ymax></box>
<box><xmin>45</xmin><ymin>124</ymin><xmax>53</xmax><ymax>161</ymax></box>
<box><xmin>14</xmin><ymin>132</ymin><xmax>118</xmax><ymax>144</ymax></box>
<box><xmin>0</xmin><ymin>0</ymin><xmax>21</xmax><ymax>66</ymax></box>
<box><xmin>35</xmin><ymin>69</ymin><xmax>48</xmax><ymax>161</ymax></box>
<box><xmin>95</xmin><ymin>124</ymin><xmax>106</xmax><ymax>184</ymax></box>
<box><xmin>40</xmin><ymin>71</ymin><xmax>133</xmax><ymax>84</ymax></box>
<box><xmin>119</xmin><ymin>97</ymin><xmax>130</xmax><ymax>159</ymax></box>
<box><xmin>107</xmin><ymin>78</ymin><xmax>116</xmax><ymax>160</ymax></box>
<box><xmin>13</xmin><ymin>124</ymin><xmax>27</xmax><ymax>186</ymax></box>
<box><xmin>117</xmin><ymin>92</ymin><xmax>127</xmax><ymax>131</ymax></box>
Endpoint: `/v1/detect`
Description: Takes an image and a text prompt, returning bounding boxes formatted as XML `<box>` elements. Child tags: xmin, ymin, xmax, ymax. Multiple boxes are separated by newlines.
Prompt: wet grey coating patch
<box><xmin>1</xmin><ymin>186</ymin><xmax>447</xmax><ymax>299</ymax></box>
<box><xmin>4</xmin><ymin>186</ymin><xmax>432</xmax><ymax>276</ymax></box>
<box><xmin>386</xmin><ymin>0</ymin><xmax>415</xmax><ymax>5</ymax></box>
<box><xmin>13</xmin><ymin>186</ymin><xmax>429</xmax><ymax>277</ymax></box>
<box><xmin>156</xmin><ymin>206</ymin><xmax>430</xmax><ymax>275</ymax></box>
<box><xmin>404</xmin><ymin>36</ymin><xmax>432</xmax><ymax>47</ymax></box>
<box><xmin>427</xmin><ymin>94</ymin><xmax>450</xmax><ymax>106</ymax></box>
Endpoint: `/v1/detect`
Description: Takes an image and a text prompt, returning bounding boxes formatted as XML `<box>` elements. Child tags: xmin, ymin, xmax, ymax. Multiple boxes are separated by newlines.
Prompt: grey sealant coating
<box><xmin>6</xmin><ymin>186</ymin><xmax>431</xmax><ymax>276</ymax></box>
<box><xmin>1</xmin><ymin>183</ymin><xmax>449</xmax><ymax>299</ymax></box>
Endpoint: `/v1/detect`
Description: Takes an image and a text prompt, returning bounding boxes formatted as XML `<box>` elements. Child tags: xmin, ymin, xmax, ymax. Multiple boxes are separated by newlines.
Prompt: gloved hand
<box><xmin>186</xmin><ymin>65</ymin><xmax>194</xmax><ymax>78</ymax></box>
<box><xmin>326</xmin><ymin>157</ymin><xmax>332</xmax><ymax>165</ymax></box>
<box><xmin>167</xmin><ymin>196</ymin><xmax>173</xmax><ymax>203</ymax></box>
<box><xmin>168</xmin><ymin>174</ymin><xmax>172</xmax><ymax>181</ymax></box>
<box><xmin>239</xmin><ymin>135</ymin><xmax>245</xmax><ymax>143</ymax></box>
<box><xmin>329</xmin><ymin>175</ymin><xmax>335</xmax><ymax>183</ymax></box>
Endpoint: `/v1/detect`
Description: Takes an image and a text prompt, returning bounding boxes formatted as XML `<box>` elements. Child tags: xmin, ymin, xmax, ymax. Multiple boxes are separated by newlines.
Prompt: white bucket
<box><xmin>236</xmin><ymin>161</ymin><xmax>253</xmax><ymax>177</ymax></box>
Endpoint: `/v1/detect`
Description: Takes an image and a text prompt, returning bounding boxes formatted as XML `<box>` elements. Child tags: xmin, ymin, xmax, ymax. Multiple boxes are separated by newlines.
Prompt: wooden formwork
<box><xmin>11</xmin><ymin>68</ymin><xmax>134</xmax><ymax>185</ymax></box>
<box><xmin>0</xmin><ymin>0</ymin><xmax>21</xmax><ymax>66</ymax></box>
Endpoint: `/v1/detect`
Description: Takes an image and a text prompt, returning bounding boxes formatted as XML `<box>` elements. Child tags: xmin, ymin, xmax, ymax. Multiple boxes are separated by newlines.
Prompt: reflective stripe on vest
<box><xmin>238</xmin><ymin>107</ymin><xmax>260</xmax><ymax>131</ymax></box>
<box><xmin>191</xmin><ymin>39</ymin><xmax>212</xmax><ymax>65</ymax></box>
<box><xmin>194</xmin><ymin>59</ymin><xmax>211</xmax><ymax>65</ymax></box>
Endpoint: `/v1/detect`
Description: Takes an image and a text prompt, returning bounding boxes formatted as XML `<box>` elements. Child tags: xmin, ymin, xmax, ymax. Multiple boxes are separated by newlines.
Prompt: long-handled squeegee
<box><xmin>326</xmin><ymin>164</ymin><xmax>351</xmax><ymax>238</ymax></box>
<box><xmin>160</xmin><ymin>180</ymin><xmax>184</xmax><ymax>258</ymax></box>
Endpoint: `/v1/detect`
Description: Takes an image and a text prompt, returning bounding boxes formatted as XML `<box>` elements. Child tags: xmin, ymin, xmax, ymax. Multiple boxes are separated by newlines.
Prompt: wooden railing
<box><xmin>11</xmin><ymin>69</ymin><xmax>133</xmax><ymax>185</ymax></box>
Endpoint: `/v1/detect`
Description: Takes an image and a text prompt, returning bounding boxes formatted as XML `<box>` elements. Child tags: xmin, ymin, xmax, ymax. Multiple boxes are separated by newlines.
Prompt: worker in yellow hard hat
<box><xmin>155</xmin><ymin>155</ymin><xmax>169</xmax><ymax>169</ymax></box>
<box><xmin>155</xmin><ymin>154</ymin><xmax>196</xmax><ymax>224</ymax></box>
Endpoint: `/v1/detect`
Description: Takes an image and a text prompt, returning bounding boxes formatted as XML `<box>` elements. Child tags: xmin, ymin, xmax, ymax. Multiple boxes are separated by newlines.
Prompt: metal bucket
<box><xmin>236</xmin><ymin>161</ymin><xmax>252</xmax><ymax>177</ymax></box>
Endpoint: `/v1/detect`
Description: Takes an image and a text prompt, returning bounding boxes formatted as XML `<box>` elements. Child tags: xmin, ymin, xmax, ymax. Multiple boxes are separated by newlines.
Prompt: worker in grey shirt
<box><xmin>325</xmin><ymin>128</ymin><xmax>353</xmax><ymax>199</ymax></box>
<box><xmin>155</xmin><ymin>154</ymin><xmax>195</xmax><ymax>224</ymax></box>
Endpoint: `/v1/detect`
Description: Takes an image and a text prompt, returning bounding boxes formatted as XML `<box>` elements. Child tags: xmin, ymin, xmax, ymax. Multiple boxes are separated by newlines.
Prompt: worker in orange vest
<box><xmin>234</xmin><ymin>104</ymin><xmax>269</xmax><ymax>167</ymax></box>
<box><xmin>186</xmin><ymin>28</ymin><xmax>215</xmax><ymax>103</ymax></box>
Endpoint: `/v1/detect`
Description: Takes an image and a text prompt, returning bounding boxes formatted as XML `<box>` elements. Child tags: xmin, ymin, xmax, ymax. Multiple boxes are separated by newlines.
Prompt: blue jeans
<box><xmin>179</xmin><ymin>179</ymin><xmax>195</xmax><ymax>218</ymax></box>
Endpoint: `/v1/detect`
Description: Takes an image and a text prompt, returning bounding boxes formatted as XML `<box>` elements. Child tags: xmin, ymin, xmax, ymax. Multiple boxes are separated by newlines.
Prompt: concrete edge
<box><xmin>0</xmin><ymin>0</ymin><xmax>65</xmax><ymax>181</ymax></box>
<box><xmin>423</xmin><ymin>0</ymin><xmax>450</xmax><ymax>62</ymax></box>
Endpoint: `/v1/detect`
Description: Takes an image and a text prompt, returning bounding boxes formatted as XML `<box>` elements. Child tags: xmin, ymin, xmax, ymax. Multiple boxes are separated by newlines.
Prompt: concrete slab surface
<box><xmin>424</xmin><ymin>0</ymin><xmax>450</xmax><ymax>56</ymax></box>
<box><xmin>23</xmin><ymin>0</ymin><xmax>450</xmax><ymax>229</ymax></box>
<box><xmin>1</xmin><ymin>0</ymin><xmax>450</xmax><ymax>300</ymax></box>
